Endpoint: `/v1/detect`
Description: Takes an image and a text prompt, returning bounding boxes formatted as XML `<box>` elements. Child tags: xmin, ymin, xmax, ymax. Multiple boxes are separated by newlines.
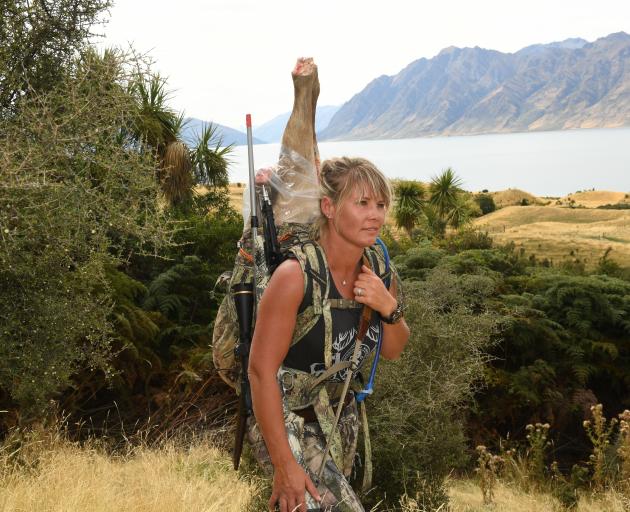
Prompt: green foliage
<box><xmin>597</xmin><ymin>248</ymin><xmax>630</xmax><ymax>281</ymax></box>
<box><xmin>376</xmin><ymin>225</ymin><xmax>416</xmax><ymax>259</ymax></box>
<box><xmin>392</xmin><ymin>236</ymin><xmax>630</xmax><ymax>472</ymax></box>
<box><xmin>393</xmin><ymin>242</ymin><xmax>446</xmax><ymax>281</ymax></box>
<box><xmin>438</xmin><ymin>228</ymin><xmax>494</xmax><ymax>254</ymax></box>
<box><xmin>190</xmin><ymin>123</ymin><xmax>232</xmax><ymax>189</ymax></box>
<box><xmin>428</xmin><ymin>167</ymin><xmax>463</xmax><ymax>218</ymax></box>
<box><xmin>129</xmin><ymin>73</ymin><xmax>179</xmax><ymax>150</ymax></box>
<box><xmin>421</xmin><ymin>203</ymin><xmax>448</xmax><ymax>238</ymax></box>
<box><xmin>367</xmin><ymin>268</ymin><xmax>501</xmax><ymax>508</ymax></box>
<box><xmin>475</xmin><ymin>193</ymin><xmax>497</xmax><ymax>215</ymax></box>
<box><xmin>0</xmin><ymin>49</ymin><xmax>175</xmax><ymax>420</ymax></box>
<box><xmin>475</xmin><ymin>268</ymin><xmax>630</xmax><ymax>459</ymax></box>
<box><xmin>422</xmin><ymin>168</ymin><xmax>477</xmax><ymax>237</ymax></box>
<box><xmin>393</xmin><ymin>180</ymin><xmax>425</xmax><ymax>237</ymax></box>
<box><xmin>0</xmin><ymin>0</ymin><xmax>111</xmax><ymax>118</ymax></box>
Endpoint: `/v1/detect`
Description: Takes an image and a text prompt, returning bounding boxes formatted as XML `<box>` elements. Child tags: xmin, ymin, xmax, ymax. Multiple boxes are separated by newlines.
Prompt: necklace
<box><xmin>342</xmin><ymin>279</ymin><xmax>347</xmax><ymax>286</ymax></box>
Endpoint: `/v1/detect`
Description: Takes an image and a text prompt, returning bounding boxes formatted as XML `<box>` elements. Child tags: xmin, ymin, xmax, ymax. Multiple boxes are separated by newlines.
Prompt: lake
<box><xmin>228</xmin><ymin>127</ymin><xmax>630</xmax><ymax>197</ymax></box>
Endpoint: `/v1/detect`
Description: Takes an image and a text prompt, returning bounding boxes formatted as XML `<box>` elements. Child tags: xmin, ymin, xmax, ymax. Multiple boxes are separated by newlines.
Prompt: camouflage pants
<box><xmin>246</xmin><ymin>394</ymin><xmax>364</xmax><ymax>511</ymax></box>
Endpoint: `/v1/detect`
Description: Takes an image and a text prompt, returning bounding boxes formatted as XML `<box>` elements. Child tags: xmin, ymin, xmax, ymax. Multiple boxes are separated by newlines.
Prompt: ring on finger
<box><xmin>356</xmin><ymin>287</ymin><xmax>364</xmax><ymax>297</ymax></box>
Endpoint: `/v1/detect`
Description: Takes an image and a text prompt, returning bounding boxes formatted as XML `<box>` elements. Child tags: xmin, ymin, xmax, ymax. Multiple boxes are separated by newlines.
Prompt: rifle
<box><xmin>260</xmin><ymin>184</ymin><xmax>283</xmax><ymax>274</ymax></box>
<box><xmin>233</xmin><ymin>114</ymin><xmax>284</xmax><ymax>469</ymax></box>
<box><xmin>232</xmin><ymin>114</ymin><xmax>258</xmax><ymax>470</ymax></box>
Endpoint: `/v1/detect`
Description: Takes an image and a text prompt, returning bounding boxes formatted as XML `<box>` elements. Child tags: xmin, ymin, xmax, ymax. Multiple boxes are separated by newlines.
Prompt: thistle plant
<box><xmin>583</xmin><ymin>404</ymin><xmax>618</xmax><ymax>490</ymax></box>
<box><xmin>618</xmin><ymin>410</ymin><xmax>630</xmax><ymax>489</ymax></box>
<box><xmin>475</xmin><ymin>445</ymin><xmax>503</xmax><ymax>504</ymax></box>
<box><xmin>525</xmin><ymin>423</ymin><xmax>551</xmax><ymax>486</ymax></box>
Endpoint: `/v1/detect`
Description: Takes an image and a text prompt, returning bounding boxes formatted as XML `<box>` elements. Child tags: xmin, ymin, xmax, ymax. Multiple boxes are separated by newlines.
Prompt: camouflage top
<box><xmin>283</xmin><ymin>263</ymin><xmax>382</xmax><ymax>382</ymax></box>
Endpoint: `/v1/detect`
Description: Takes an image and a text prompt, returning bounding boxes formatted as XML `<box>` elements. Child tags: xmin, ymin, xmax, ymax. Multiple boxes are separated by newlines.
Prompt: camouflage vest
<box><xmin>211</xmin><ymin>224</ymin><xmax>391</xmax><ymax>392</ymax></box>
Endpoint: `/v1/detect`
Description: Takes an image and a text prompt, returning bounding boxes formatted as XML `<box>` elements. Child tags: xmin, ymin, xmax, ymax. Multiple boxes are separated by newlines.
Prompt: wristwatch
<box><xmin>380</xmin><ymin>301</ymin><xmax>404</xmax><ymax>324</ymax></box>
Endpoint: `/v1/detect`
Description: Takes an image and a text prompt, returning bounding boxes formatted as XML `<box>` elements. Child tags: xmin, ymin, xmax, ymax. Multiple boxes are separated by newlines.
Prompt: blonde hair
<box><xmin>316</xmin><ymin>157</ymin><xmax>392</xmax><ymax>235</ymax></box>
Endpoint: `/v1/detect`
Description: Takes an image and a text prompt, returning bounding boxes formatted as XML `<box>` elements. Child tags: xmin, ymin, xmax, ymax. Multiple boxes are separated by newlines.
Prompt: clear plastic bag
<box><xmin>242</xmin><ymin>146</ymin><xmax>320</xmax><ymax>229</ymax></box>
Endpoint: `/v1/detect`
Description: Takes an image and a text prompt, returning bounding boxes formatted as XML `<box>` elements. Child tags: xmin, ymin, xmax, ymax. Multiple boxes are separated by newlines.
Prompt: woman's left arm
<box><xmin>354</xmin><ymin>264</ymin><xmax>409</xmax><ymax>360</ymax></box>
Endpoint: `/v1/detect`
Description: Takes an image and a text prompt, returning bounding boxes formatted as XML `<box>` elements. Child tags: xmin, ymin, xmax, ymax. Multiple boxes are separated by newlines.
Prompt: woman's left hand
<box><xmin>353</xmin><ymin>264</ymin><xmax>397</xmax><ymax>318</ymax></box>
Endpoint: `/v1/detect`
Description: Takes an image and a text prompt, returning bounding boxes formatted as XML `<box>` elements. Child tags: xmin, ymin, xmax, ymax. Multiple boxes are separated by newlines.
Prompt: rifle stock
<box><xmin>232</xmin><ymin>282</ymin><xmax>254</xmax><ymax>470</ymax></box>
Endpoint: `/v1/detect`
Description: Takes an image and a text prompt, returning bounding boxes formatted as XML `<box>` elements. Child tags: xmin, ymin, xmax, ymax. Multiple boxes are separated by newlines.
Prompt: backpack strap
<box><xmin>305</xmin><ymin>242</ymin><xmax>335</xmax><ymax>369</ymax></box>
<box><xmin>287</xmin><ymin>242</ymin><xmax>333</xmax><ymax>362</ymax></box>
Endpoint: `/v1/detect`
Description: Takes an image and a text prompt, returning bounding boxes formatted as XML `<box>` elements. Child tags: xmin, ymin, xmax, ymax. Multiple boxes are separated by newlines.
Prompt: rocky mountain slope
<box><xmin>321</xmin><ymin>32</ymin><xmax>630</xmax><ymax>140</ymax></box>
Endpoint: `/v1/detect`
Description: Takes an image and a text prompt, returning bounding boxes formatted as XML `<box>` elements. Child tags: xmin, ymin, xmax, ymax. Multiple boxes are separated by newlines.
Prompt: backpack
<box><xmin>211</xmin><ymin>223</ymin><xmax>391</xmax><ymax>391</ymax></box>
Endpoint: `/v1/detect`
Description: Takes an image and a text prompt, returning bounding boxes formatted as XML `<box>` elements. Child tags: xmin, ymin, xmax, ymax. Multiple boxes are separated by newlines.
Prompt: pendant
<box><xmin>342</xmin><ymin>280</ymin><xmax>347</xmax><ymax>286</ymax></box>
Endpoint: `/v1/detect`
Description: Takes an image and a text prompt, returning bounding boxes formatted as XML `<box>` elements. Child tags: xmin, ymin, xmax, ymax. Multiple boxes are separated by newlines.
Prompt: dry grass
<box><xmin>490</xmin><ymin>189</ymin><xmax>545</xmax><ymax>208</ymax></box>
<box><xmin>2</xmin><ymin>432</ymin><xmax>630</xmax><ymax>512</ymax></box>
<box><xmin>560</xmin><ymin>190</ymin><xmax>630</xmax><ymax>208</ymax></box>
<box><xmin>447</xmin><ymin>479</ymin><xmax>630</xmax><ymax>512</ymax></box>
<box><xmin>475</xmin><ymin>205</ymin><xmax>630</xmax><ymax>268</ymax></box>
<box><xmin>227</xmin><ymin>183</ymin><xmax>246</xmax><ymax>213</ymax></box>
<box><xmin>194</xmin><ymin>183</ymin><xmax>246</xmax><ymax>213</ymax></box>
<box><xmin>0</xmin><ymin>435</ymin><xmax>259</xmax><ymax>512</ymax></box>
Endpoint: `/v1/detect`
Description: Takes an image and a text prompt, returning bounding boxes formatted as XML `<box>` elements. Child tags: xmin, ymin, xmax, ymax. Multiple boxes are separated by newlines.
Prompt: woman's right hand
<box><xmin>269</xmin><ymin>459</ymin><xmax>321</xmax><ymax>512</ymax></box>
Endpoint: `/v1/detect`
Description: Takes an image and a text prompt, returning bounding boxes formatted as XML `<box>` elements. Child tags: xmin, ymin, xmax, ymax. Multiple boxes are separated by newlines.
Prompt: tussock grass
<box><xmin>0</xmin><ymin>433</ymin><xmax>260</xmax><ymax>512</ymax></box>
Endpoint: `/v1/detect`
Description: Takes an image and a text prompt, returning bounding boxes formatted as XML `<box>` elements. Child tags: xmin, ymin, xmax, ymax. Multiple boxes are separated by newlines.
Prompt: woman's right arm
<box><xmin>248</xmin><ymin>258</ymin><xmax>321</xmax><ymax>512</ymax></box>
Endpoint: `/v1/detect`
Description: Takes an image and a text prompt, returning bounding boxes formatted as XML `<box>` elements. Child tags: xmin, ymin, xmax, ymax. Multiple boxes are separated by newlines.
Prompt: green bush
<box><xmin>0</xmin><ymin>51</ymin><xmax>174</xmax><ymax>421</ymax></box>
<box><xmin>438</xmin><ymin>228</ymin><xmax>494</xmax><ymax>254</ymax></box>
<box><xmin>475</xmin><ymin>193</ymin><xmax>496</xmax><ymax>215</ymax></box>
<box><xmin>393</xmin><ymin>243</ymin><xmax>446</xmax><ymax>281</ymax></box>
<box><xmin>366</xmin><ymin>267</ymin><xmax>501</xmax><ymax>508</ymax></box>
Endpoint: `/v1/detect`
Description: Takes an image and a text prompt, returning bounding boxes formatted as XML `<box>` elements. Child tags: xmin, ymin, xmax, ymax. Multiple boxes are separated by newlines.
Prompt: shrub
<box><xmin>378</xmin><ymin>225</ymin><xmax>417</xmax><ymax>259</ymax></box>
<box><xmin>438</xmin><ymin>228</ymin><xmax>494</xmax><ymax>254</ymax></box>
<box><xmin>393</xmin><ymin>243</ymin><xmax>446</xmax><ymax>280</ymax></box>
<box><xmin>366</xmin><ymin>267</ymin><xmax>501</xmax><ymax>508</ymax></box>
<box><xmin>0</xmin><ymin>51</ymin><xmax>174</xmax><ymax>422</ymax></box>
<box><xmin>475</xmin><ymin>194</ymin><xmax>496</xmax><ymax>215</ymax></box>
<box><xmin>393</xmin><ymin>181</ymin><xmax>425</xmax><ymax>238</ymax></box>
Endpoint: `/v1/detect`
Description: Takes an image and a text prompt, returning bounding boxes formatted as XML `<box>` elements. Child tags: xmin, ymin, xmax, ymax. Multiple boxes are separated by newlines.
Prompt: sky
<box><xmin>99</xmin><ymin>0</ymin><xmax>630</xmax><ymax>131</ymax></box>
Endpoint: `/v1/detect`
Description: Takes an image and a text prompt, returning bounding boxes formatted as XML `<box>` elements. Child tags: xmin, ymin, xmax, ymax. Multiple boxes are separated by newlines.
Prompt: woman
<box><xmin>248</xmin><ymin>156</ymin><xmax>410</xmax><ymax>512</ymax></box>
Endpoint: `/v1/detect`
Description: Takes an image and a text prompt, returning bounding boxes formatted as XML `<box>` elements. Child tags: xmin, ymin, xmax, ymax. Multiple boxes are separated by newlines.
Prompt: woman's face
<box><xmin>324</xmin><ymin>185</ymin><xmax>387</xmax><ymax>247</ymax></box>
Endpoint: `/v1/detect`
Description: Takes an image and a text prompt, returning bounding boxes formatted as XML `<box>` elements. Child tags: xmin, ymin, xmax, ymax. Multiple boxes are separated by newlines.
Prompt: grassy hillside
<box><xmin>474</xmin><ymin>205</ymin><xmax>630</xmax><ymax>267</ymax></box>
<box><xmin>490</xmin><ymin>188</ymin><xmax>546</xmax><ymax>208</ymax></box>
<box><xmin>224</xmin><ymin>183</ymin><xmax>630</xmax><ymax>267</ymax></box>
<box><xmin>560</xmin><ymin>190</ymin><xmax>630</xmax><ymax>208</ymax></box>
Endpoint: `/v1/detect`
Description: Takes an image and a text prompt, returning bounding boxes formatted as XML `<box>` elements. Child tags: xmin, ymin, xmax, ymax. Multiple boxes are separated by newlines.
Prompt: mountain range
<box><xmin>180</xmin><ymin>118</ymin><xmax>265</xmax><ymax>147</ymax></box>
<box><xmin>320</xmin><ymin>32</ymin><xmax>630</xmax><ymax>140</ymax></box>
<box><xmin>181</xmin><ymin>105</ymin><xmax>339</xmax><ymax>147</ymax></box>
<box><xmin>253</xmin><ymin>105</ymin><xmax>340</xmax><ymax>143</ymax></box>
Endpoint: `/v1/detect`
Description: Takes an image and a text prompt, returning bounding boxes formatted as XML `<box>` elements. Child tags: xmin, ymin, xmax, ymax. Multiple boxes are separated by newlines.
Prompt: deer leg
<box><xmin>273</xmin><ymin>57</ymin><xmax>320</xmax><ymax>225</ymax></box>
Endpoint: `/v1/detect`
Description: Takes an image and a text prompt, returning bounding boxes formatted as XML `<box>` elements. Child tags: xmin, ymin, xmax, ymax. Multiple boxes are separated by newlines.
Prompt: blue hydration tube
<box><xmin>356</xmin><ymin>237</ymin><xmax>390</xmax><ymax>403</ymax></box>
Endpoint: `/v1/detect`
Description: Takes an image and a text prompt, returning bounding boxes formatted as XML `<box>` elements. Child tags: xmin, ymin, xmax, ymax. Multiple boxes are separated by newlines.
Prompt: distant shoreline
<box><xmin>227</xmin><ymin>127</ymin><xmax>630</xmax><ymax>197</ymax></box>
